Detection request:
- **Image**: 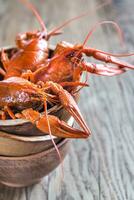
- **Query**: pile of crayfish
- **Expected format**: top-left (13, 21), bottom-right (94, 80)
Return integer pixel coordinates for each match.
top-left (0, 0), bottom-right (134, 139)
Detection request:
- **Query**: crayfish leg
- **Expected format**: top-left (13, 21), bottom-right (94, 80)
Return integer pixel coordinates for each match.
top-left (21, 108), bottom-right (40, 123)
top-left (1, 49), bottom-right (9, 72)
top-left (60, 81), bottom-right (89, 87)
top-left (0, 68), bottom-right (6, 76)
top-left (0, 110), bottom-right (6, 120)
top-left (21, 70), bottom-right (34, 81)
top-left (4, 106), bottom-right (16, 119)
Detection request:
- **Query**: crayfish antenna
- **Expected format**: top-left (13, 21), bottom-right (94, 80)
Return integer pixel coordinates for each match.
top-left (82, 20), bottom-right (124, 47)
top-left (80, 20), bottom-right (134, 70)
top-left (60, 81), bottom-right (89, 87)
top-left (47, 0), bottom-right (112, 39)
top-left (0, 68), bottom-right (6, 76)
top-left (43, 101), bottom-right (64, 180)
top-left (21, 106), bottom-right (64, 182)
top-left (73, 20), bottom-right (127, 63)
top-left (19, 0), bottom-right (47, 35)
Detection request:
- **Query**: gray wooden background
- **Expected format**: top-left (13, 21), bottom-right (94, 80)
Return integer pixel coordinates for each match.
top-left (0, 0), bottom-right (134, 199)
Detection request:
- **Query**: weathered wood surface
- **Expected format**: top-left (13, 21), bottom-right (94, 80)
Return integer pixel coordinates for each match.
top-left (0, 0), bottom-right (134, 199)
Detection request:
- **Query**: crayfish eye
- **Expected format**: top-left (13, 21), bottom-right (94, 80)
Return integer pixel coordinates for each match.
top-left (66, 51), bottom-right (75, 58)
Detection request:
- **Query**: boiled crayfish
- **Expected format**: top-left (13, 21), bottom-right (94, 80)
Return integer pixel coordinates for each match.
top-left (0, 0), bottom-right (112, 80)
top-left (20, 22), bottom-right (134, 86)
top-left (0, 0), bottom-right (96, 79)
top-left (0, 1), bottom-right (134, 139)
top-left (0, 77), bottom-right (90, 138)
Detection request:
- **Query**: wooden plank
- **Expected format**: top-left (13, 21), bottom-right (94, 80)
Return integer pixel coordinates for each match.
top-left (0, 0), bottom-right (134, 199)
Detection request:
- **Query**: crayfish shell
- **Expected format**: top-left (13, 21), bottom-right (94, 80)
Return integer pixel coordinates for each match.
top-left (0, 46), bottom-right (78, 136)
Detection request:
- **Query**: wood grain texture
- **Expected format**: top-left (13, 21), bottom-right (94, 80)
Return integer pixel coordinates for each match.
top-left (0, 0), bottom-right (134, 199)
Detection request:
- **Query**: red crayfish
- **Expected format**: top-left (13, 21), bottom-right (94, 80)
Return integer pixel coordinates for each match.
top-left (0, 0), bottom-right (111, 79)
top-left (0, 0), bottom-right (93, 79)
top-left (20, 21), bottom-right (134, 87)
top-left (0, 0), bottom-right (134, 140)
top-left (0, 77), bottom-right (90, 138)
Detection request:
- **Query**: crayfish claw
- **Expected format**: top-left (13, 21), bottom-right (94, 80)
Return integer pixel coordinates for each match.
top-left (21, 108), bottom-right (88, 138)
top-left (36, 114), bottom-right (89, 138)
top-left (46, 81), bottom-right (91, 136)
top-left (81, 62), bottom-right (126, 76)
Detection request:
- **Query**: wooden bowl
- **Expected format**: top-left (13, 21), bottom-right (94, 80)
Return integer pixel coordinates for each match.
top-left (0, 138), bottom-right (70, 187)
top-left (0, 130), bottom-right (61, 157)
top-left (0, 46), bottom-right (76, 136)
top-left (0, 117), bottom-right (73, 157)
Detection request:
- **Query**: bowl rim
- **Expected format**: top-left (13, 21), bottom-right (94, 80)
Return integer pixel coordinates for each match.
top-left (0, 138), bottom-right (69, 160)
top-left (0, 117), bottom-right (74, 142)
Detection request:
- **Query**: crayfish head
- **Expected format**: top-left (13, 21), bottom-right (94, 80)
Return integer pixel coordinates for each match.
top-left (54, 41), bottom-right (83, 63)
top-left (54, 41), bottom-right (73, 54)
top-left (66, 45), bottom-right (83, 65)
top-left (26, 30), bottom-right (47, 40)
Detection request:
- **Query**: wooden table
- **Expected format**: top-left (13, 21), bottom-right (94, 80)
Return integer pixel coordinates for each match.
top-left (0, 0), bottom-right (134, 199)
